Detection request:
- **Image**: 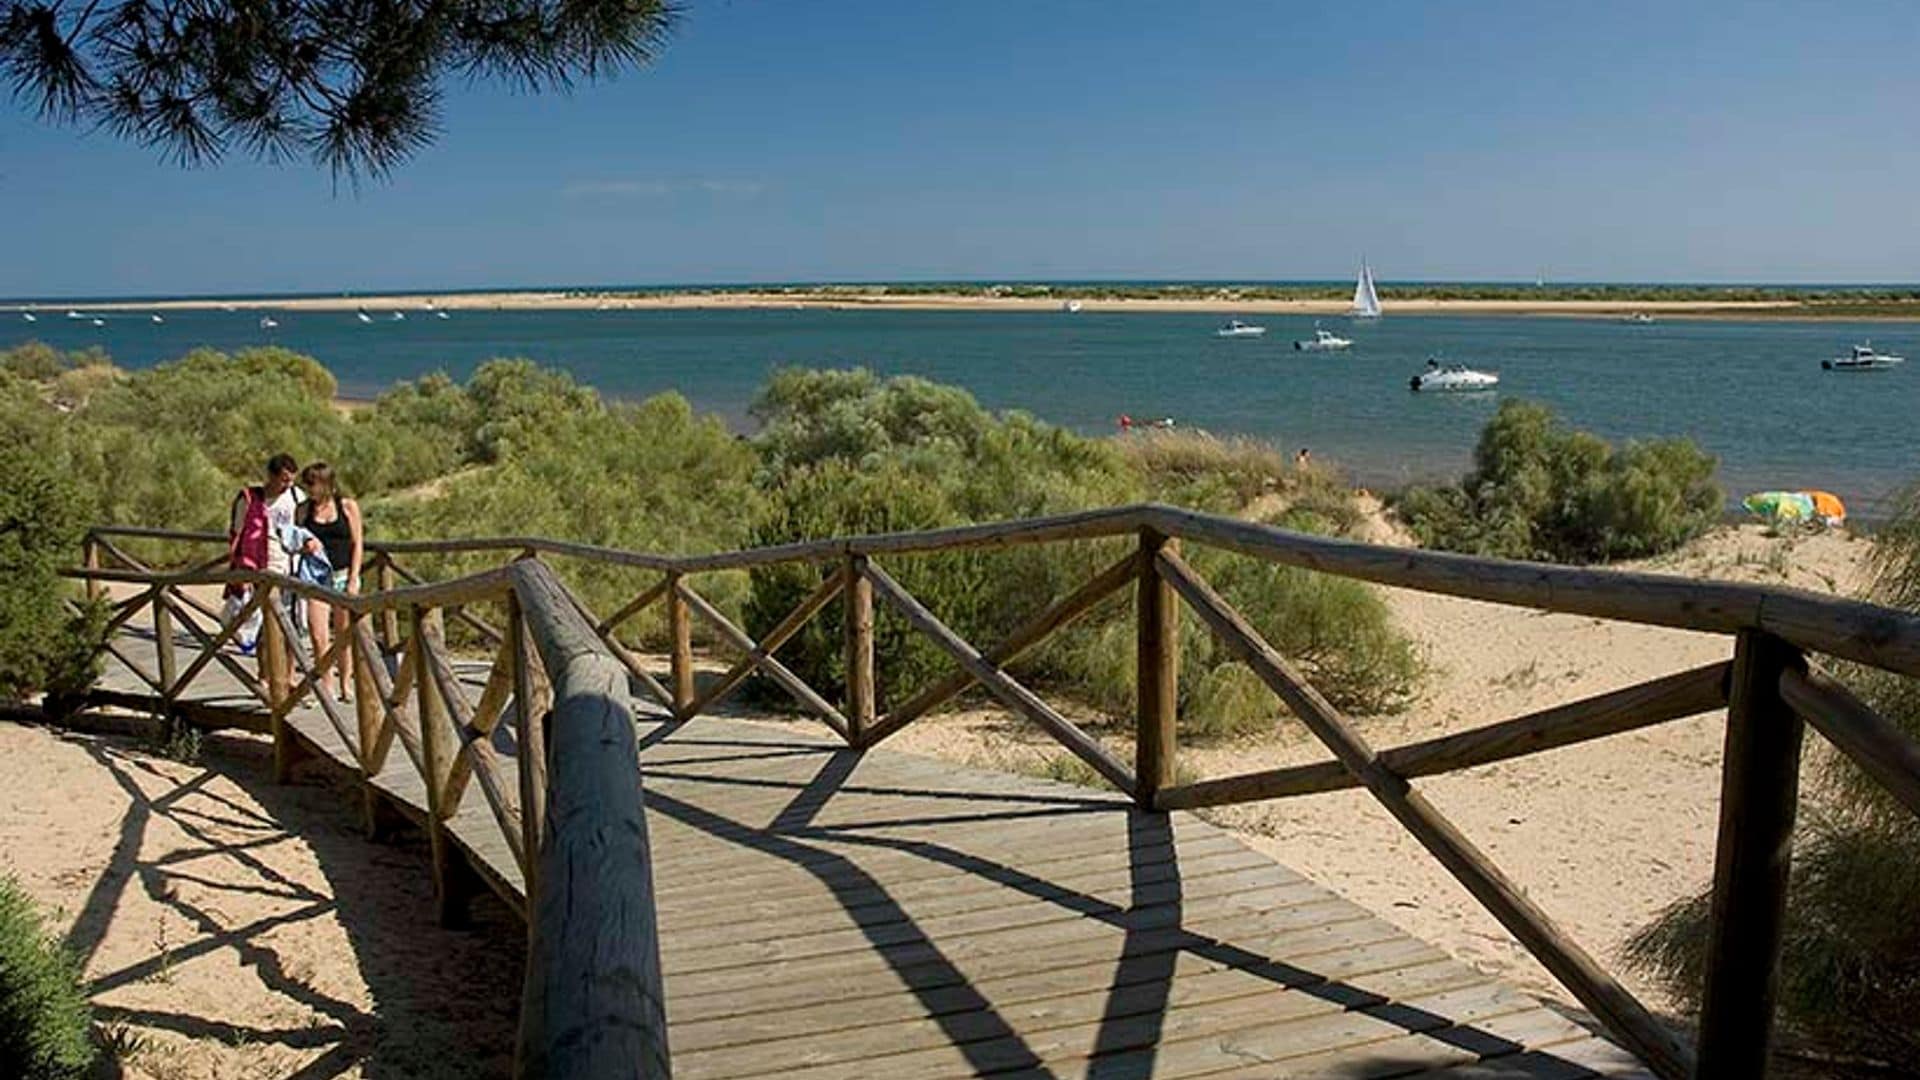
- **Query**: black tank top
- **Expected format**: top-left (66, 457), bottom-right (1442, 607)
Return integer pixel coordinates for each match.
top-left (300, 496), bottom-right (354, 573)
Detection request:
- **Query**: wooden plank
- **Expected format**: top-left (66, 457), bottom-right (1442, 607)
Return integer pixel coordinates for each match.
top-left (1154, 547), bottom-right (1689, 1079)
top-left (1159, 661), bottom-right (1732, 810)
top-left (566, 588), bottom-right (675, 708)
top-left (1696, 629), bottom-right (1804, 1077)
top-left (510, 597), bottom-right (551, 907)
top-left (670, 574), bottom-right (695, 712)
top-left (596, 576), bottom-right (669, 636)
top-left (863, 559), bottom-right (1136, 795)
top-left (1781, 664), bottom-right (1920, 821)
top-left (864, 550), bottom-right (1138, 748)
top-left (158, 591), bottom-right (269, 707)
top-left (158, 587), bottom-right (262, 702)
top-left (152, 592), bottom-right (177, 694)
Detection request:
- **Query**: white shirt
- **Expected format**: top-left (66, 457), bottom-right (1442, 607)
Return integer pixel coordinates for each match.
top-left (264, 487), bottom-right (301, 575)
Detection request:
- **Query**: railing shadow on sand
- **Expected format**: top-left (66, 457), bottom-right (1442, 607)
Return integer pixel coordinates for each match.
top-left (65, 501), bottom-right (1920, 1079)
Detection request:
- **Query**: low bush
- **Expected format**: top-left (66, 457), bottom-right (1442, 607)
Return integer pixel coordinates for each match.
top-left (0, 876), bottom-right (96, 1079)
top-left (1398, 400), bottom-right (1721, 564)
top-left (0, 436), bottom-right (104, 700)
top-left (1625, 482), bottom-right (1920, 1068)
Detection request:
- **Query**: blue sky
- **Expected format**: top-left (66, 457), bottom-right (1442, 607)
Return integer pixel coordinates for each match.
top-left (5, 1), bottom-right (1918, 296)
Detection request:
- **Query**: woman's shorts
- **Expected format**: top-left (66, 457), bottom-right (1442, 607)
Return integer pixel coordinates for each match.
top-left (331, 570), bottom-right (351, 592)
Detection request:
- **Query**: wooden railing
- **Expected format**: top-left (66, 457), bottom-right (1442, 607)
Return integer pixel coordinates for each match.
top-left (70, 502), bottom-right (1920, 1080)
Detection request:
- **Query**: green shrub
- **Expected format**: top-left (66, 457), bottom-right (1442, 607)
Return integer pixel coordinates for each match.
top-left (0, 876), bottom-right (96, 1079)
top-left (1399, 399), bottom-right (1721, 563)
top-left (0, 436), bottom-right (103, 699)
top-left (1625, 482), bottom-right (1920, 1067)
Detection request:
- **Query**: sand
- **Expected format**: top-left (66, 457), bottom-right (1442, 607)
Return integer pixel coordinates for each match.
top-left (58, 289), bottom-right (1810, 318)
top-left (0, 723), bottom-right (522, 1079)
top-left (4, 523), bottom-right (1874, 1069)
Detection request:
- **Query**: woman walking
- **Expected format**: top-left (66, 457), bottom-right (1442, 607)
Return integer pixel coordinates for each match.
top-left (297, 463), bottom-right (364, 702)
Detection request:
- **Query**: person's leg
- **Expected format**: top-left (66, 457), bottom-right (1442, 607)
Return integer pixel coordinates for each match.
top-left (308, 596), bottom-right (334, 699)
top-left (332, 602), bottom-right (352, 700)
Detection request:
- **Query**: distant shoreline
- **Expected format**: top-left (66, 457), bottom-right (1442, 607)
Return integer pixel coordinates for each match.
top-left (27, 288), bottom-right (1920, 320)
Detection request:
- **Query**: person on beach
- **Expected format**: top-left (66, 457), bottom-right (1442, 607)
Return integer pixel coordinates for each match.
top-left (296, 462), bottom-right (363, 703)
top-left (227, 453), bottom-right (304, 668)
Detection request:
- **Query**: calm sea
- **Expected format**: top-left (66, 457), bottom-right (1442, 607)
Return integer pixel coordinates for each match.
top-left (11, 308), bottom-right (1918, 518)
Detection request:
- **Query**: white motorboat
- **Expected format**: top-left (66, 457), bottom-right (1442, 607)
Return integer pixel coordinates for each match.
top-left (1349, 261), bottom-right (1382, 319)
top-left (356, 307), bottom-right (374, 323)
top-left (20, 311), bottom-right (35, 322)
top-left (1294, 325), bottom-right (1352, 352)
top-left (1621, 312), bottom-right (1655, 325)
top-left (89, 317), bottom-right (105, 327)
top-left (435, 309), bottom-right (450, 319)
top-left (1216, 320), bottom-right (1267, 338)
top-left (151, 314), bottom-right (165, 324)
top-left (390, 310), bottom-right (406, 321)
top-left (1410, 359), bottom-right (1499, 392)
top-left (66, 309), bottom-right (84, 319)
top-left (259, 315), bottom-right (279, 329)
top-left (1063, 300), bottom-right (1083, 313)
top-left (1823, 343), bottom-right (1905, 371)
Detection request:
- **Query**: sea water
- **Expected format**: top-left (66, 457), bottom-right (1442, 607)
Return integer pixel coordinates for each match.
top-left (11, 307), bottom-right (1917, 518)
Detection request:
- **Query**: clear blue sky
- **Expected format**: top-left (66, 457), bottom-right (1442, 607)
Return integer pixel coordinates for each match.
top-left (6, 1), bottom-right (1918, 297)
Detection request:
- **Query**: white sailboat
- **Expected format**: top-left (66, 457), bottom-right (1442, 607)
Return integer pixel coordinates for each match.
top-left (1349, 262), bottom-right (1382, 319)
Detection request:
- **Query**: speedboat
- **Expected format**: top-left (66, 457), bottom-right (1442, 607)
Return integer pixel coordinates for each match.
top-left (1294, 326), bottom-right (1352, 352)
top-left (259, 315), bottom-right (279, 329)
top-left (89, 317), bottom-right (105, 327)
top-left (390, 310), bottom-right (406, 321)
top-left (20, 311), bottom-right (34, 322)
top-left (150, 314), bottom-right (164, 324)
top-left (435, 309), bottom-right (450, 319)
top-left (1216, 320), bottom-right (1267, 338)
top-left (1063, 300), bottom-right (1083, 313)
top-left (1410, 359), bottom-right (1499, 392)
top-left (1621, 312), bottom-right (1655, 325)
top-left (356, 307), bottom-right (373, 323)
top-left (1823, 343), bottom-right (1905, 371)
top-left (66, 309), bottom-right (84, 319)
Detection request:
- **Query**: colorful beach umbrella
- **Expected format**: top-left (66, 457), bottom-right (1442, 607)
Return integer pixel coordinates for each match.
top-left (1807, 490), bottom-right (1847, 524)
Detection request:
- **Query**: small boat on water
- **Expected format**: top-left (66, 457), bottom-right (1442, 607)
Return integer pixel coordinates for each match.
top-left (66, 309), bottom-right (84, 320)
top-left (1410, 358), bottom-right (1499, 392)
top-left (1063, 300), bottom-right (1083, 314)
top-left (89, 317), bottom-right (105, 327)
top-left (1823, 343), bottom-right (1905, 371)
top-left (1349, 262), bottom-right (1382, 319)
top-left (390, 311), bottom-right (406, 321)
top-left (1621, 312), bottom-right (1655, 325)
top-left (435, 309), bottom-right (450, 320)
top-left (20, 311), bottom-right (35, 322)
top-left (1216, 320), bottom-right (1267, 338)
top-left (259, 315), bottom-right (279, 330)
top-left (150, 314), bottom-right (165, 324)
top-left (1294, 325), bottom-right (1352, 352)
top-left (356, 307), bottom-right (374, 323)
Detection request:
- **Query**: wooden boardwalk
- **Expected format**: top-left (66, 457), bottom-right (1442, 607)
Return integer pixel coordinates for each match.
top-left (94, 616), bottom-right (1653, 1078)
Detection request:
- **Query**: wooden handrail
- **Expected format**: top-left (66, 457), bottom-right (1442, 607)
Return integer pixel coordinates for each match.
top-left (510, 559), bottom-right (670, 1078)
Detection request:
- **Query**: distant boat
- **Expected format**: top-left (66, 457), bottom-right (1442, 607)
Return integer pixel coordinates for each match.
top-left (1216, 320), bottom-right (1267, 338)
top-left (150, 314), bottom-right (165, 324)
top-left (1294, 325), bottom-right (1352, 352)
top-left (1349, 262), bottom-right (1382, 319)
top-left (66, 310), bottom-right (84, 320)
top-left (435, 309), bottom-right (450, 320)
top-left (259, 315), bottom-right (279, 329)
top-left (356, 307), bottom-right (373, 323)
top-left (1621, 312), bottom-right (1655, 325)
top-left (1823, 343), bottom-right (1905, 372)
top-left (20, 311), bottom-right (34, 322)
top-left (390, 311), bottom-right (406, 321)
top-left (90, 317), bottom-right (105, 327)
top-left (1410, 358), bottom-right (1499, 392)
top-left (220, 304), bottom-right (238, 312)
top-left (1063, 300), bottom-right (1083, 314)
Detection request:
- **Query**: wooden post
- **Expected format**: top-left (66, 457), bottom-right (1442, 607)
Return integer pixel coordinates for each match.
top-left (845, 557), bottom-right (875, 745)
top-left (1697, 629), bottom-right (1806, 1076)
top-left (83, 536), bottom-right (101, 603)
top-left (261, 585), bottom-right (295, 783)
top-left (510, 592), bottom-right (551, 911)
top-left (1135, 531), bottom-right (1179, 806)
top-left (375, 555), bottom-right (400, 655)
top-left (668, 574), bottom-right (695, 716)
top-left (152, 590), bottom-right (177, 698)
top-left (414, 607), bottom-right (477, 927)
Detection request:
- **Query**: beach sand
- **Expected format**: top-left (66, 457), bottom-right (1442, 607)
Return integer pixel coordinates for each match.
top-left (3, 523), bottom-right (1873, 1070)
top-left (64, 289), bottom-right (1813, 318)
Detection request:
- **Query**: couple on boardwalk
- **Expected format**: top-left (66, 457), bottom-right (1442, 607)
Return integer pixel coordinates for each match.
top-left (226, 453), bottom-right (364, 702)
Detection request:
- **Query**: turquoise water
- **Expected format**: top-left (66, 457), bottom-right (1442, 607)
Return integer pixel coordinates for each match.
top-left (11, 308), bottom-right (1918, 517)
